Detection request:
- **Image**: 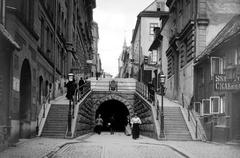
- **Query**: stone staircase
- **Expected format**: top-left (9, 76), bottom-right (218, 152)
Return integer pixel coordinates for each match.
top-left (164, 107), bottom-right (192, 140)
top-left (41, 104), bottom-right (68, 138)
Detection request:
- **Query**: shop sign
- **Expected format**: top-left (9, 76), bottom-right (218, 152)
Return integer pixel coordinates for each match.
top-left (214, 74), bottom-right (240, 91)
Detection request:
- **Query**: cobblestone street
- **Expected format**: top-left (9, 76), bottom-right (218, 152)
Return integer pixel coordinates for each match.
top-left (1, 132), bottom-right (240, 158)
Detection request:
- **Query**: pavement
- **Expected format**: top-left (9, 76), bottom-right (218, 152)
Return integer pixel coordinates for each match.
top-left (1, 132), bottom-right (240, 158)
top-left (1, 95), bottom-right (239, 158)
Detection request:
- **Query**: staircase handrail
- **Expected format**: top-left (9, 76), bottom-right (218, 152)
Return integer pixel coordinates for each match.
top-left (66, 81), bottom-right (91, 137)
top-left (136, 81), bottom-right (148, 101)
top-left (72, 81), bottom-right (91, 118)
top-left (180, 94), bottom-right (207, 141)
top-left (37, 92), bottom-right (51, 136)
top-left (189, 109), bottom-right (207, 141)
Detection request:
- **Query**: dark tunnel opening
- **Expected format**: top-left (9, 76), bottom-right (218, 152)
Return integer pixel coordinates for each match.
top-left (96, 100), bottom-right (129, 132)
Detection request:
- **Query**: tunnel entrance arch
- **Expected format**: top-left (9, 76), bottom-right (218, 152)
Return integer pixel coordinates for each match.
top-left (94, 94), bottom-right (134, 132)
top-left (96, 100), bottom-right (129, 132)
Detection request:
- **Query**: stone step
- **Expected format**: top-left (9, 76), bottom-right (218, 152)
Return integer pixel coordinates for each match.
top-left (42, 130), bottom-right (66, 134)
top-left (162, 106), bottom-right (192, 141)
top-left (165, 130), bottom-right (190, 133)
top-left (41, 133), bottom-right (65, 138)
top-left (45, 118), bottom-right (68, 120)
top-left (43, 125), bottom-right (67, 128)
top-left (41, 103), bottom-right (69, 138)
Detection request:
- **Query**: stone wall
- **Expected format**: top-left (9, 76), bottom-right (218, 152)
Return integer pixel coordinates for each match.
top-left (134, 93), bottom-right (157, 139)
top-left (75, 90), bottom-right (157, 139)
top-left (75, 98), bottom-right (95, 136)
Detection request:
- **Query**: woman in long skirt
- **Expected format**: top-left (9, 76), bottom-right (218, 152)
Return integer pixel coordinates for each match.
top-left (125, 115), bottom-right (131, 136)
top-left (131, 113), bottom-right (142, 139)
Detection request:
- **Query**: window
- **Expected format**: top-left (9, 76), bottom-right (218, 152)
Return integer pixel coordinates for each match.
top-left (220, 96), bottom-right (225, 113)
top-left (180, 43), bottom-right (187, 68)
top-left (201, 96), bottom-right (225, 116)
top-left (211, 57), bottom-right (223, 78)
top-left (202, 99), bottom-right (210, 115)
top-left (0, 0), bottom-right (5, 25)
top-left (40, 18), bottom-right (45, 50)
top-left (149, 51), bottom-right (157, 64)
top-left (149, 23), bottom-right (158, 35)
top-left (194, 102), bottom-right (201, 115)
top-left (225, 49), bottom-right (235, 67)
top-left (237, 47), bottom-right (240, 65)
top-left (210, 96), bottom-right (220, 114)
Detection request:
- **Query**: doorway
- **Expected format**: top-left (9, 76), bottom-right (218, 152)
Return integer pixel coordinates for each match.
top-left (96, 100), bottom-right (129, 132)
top-left (232, 91), bottom-right (240, 140)
top-left (19, 59), bottom-right (32, 138)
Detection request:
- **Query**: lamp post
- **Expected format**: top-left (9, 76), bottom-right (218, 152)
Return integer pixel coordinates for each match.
top-left (159, 72), bottom-right (166, 138)
top-left (67, 73), bottom-right (74, 136)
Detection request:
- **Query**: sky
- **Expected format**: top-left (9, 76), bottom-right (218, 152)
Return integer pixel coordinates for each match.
top-left (93, 0), bottom-right (154, 77)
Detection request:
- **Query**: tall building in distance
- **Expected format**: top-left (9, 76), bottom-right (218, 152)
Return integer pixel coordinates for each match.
top-left (118, 38), bottom-right (131, 78)
top-left (91, 21), bottom-right (102, 79)
top-left (130, 0), bottom-right (168, 84)
top-left (0, 0), bottom-right (96, 149)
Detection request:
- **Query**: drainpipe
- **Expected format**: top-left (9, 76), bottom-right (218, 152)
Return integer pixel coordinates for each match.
top-left (53, 0), bottom-right (58, 99)
top-left (193, 0), bottom-right (198, 100)
top-left (139, 19), bottom-right (142, 82)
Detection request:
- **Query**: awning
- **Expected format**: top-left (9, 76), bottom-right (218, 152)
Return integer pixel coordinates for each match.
top-left (149, 34), bottom-right (163, 51)
top-left (0, 24), bottom-right (20, 50)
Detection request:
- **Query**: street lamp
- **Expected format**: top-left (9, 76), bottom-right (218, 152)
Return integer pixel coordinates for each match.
top-left (67, 73), bottom-right (74, 136)
top-left (159, 72), bottom-right (166, 138)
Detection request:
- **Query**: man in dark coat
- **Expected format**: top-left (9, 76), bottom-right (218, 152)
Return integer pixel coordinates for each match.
top-left (78, 77), bottom-right (85, 95)
top-left (65, 78), bottom-right (77, 101)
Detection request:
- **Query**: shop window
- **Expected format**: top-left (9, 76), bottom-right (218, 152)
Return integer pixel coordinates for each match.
top-left (210, 96), bottom-right (220, 114)
top-left (202, 99), bottom-right (210, 115)
top-left (211, 57), bottom-right (223, 78)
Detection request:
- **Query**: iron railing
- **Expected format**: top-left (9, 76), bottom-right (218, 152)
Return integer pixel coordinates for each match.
top-left (136, 81), bottom-right (155, 103)
top-left (66, 81), bottom-right (91, 136)
top-left (37, 92), bottom-right (51, 135)
top-left (181, 93), bottom-right (207, 141)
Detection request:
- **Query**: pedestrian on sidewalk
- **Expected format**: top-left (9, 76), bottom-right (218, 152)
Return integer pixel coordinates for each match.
top-left (131, 113), bottom-right (142, 139)
top-left (95, 114), bottom-right (103, 135)
top-left (125, 115), bottom-right (132, 136)
top-left (109, 115), bottom-right (115, 135)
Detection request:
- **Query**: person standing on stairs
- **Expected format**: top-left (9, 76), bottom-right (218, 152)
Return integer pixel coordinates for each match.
top-left (65, 74), bottom-right (77, 103)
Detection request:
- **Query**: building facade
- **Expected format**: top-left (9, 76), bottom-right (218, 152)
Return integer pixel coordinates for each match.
top-left (130, 0), bottom-right (168, 84)
top-left (0, 0), bottom-right (95, 150)
top-left (194, 15), bottom-right (240, 142)
top-left (165, 0), bottom-right (240, 105)
top-left (91, 21), bottom-right (100, 78)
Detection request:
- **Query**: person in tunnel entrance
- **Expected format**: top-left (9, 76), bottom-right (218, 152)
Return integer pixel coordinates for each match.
top-left (96, 100), bottom-right (129, 132)
top-left (95, 114), bottom-right (103, 135)
top-left (125, 115), bottom-right (132, 136)
top-left (109, 115), bottom-right (115, 135)
top-left (131, 113), bottom-right (142, 139)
